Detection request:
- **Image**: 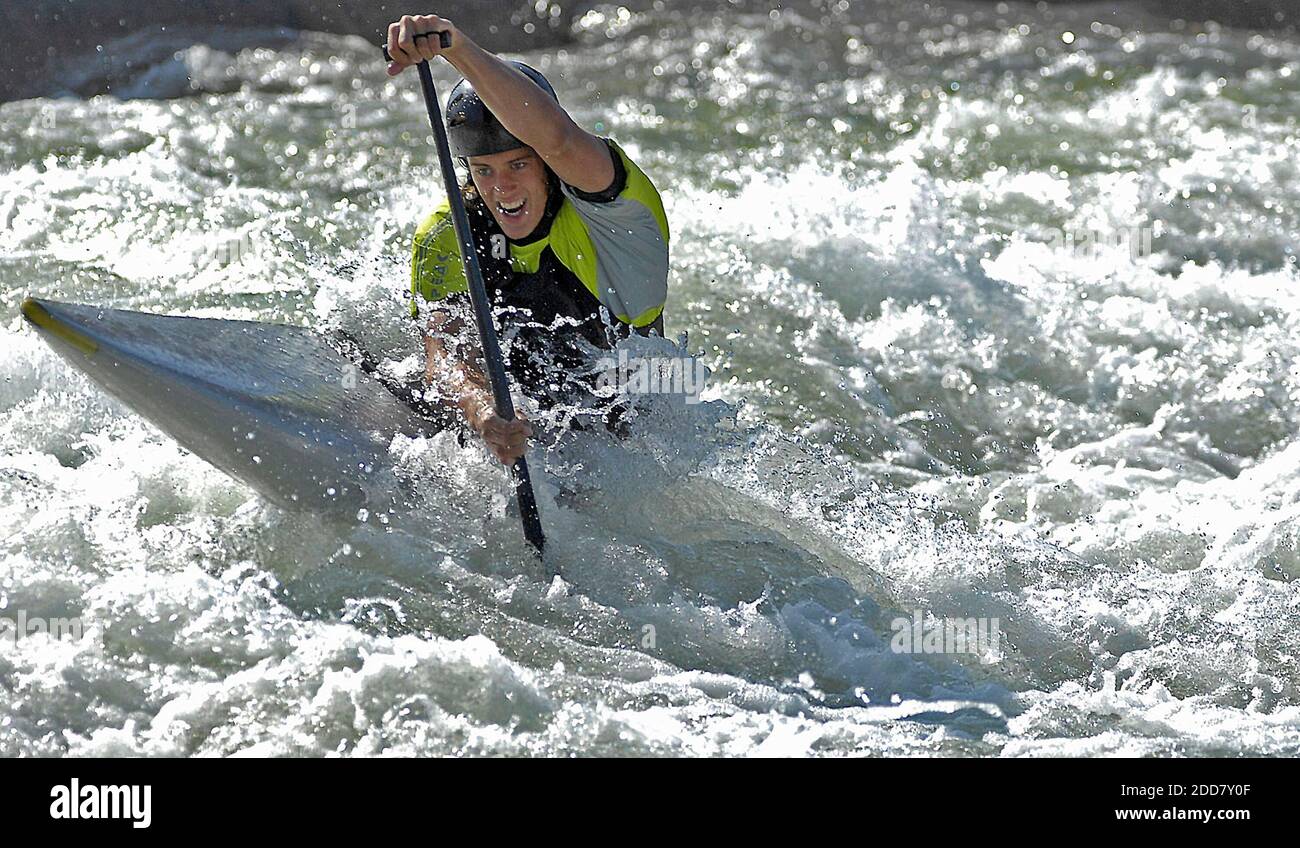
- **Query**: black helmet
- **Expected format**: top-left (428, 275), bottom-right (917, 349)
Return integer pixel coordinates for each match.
top-left (445, 62), bottom-right (559, 158)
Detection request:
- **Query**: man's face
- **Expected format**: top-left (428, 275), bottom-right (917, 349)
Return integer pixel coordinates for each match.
top-left (468, 147), bottom-right (550, 240)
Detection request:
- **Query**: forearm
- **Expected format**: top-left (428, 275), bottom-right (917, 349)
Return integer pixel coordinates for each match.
top-left (421, 318), bottom-right (533, 464)
top-left (386, 14), bottom-right (612, 191)
top-left (422, 325), bottom-right (492, 426)
top-left (444, 39), bottom-right (572, 156)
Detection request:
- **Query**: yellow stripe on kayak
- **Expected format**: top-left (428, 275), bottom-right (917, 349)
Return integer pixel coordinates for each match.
top-left (20, 298), bottom-right (99, 356)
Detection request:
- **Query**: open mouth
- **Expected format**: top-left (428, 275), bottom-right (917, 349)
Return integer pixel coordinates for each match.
top-left (496, 198), bottom-right (527, 219)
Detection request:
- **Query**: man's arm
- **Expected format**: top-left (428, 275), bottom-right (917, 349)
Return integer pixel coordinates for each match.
top-left (385, 13), bottom-right (615, 194)
top-left (422, 308), bottom-right (531, 465)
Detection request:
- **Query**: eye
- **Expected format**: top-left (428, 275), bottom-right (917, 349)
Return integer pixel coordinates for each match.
top-left (511, 160), bottom-right (529, 170)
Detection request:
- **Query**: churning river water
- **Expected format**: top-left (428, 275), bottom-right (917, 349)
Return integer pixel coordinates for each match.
top-left (2, 0), bottom-right (1299, 755)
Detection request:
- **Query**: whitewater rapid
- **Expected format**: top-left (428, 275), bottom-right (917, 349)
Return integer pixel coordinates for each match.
top-left (2, 1), bottom-right (1299, 755)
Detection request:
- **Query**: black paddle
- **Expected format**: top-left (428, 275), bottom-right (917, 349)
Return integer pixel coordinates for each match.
top-left (384, 32), bottom-right (547, 556)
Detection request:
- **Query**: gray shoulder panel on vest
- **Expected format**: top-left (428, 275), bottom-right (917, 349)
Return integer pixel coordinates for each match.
top-left (560, 184), bottom-right (668, 321)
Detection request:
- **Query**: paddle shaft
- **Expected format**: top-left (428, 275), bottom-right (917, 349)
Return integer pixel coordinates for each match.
top-left (389, 34), bottom-right (546, 554)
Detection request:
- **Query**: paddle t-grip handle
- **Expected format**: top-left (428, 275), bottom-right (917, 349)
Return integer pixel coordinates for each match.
top-left (381, 30), bottom-right (452, 63)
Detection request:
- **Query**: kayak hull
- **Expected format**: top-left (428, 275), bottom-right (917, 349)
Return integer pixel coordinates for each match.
top-left (21, 298), bottom-right (433, 513)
